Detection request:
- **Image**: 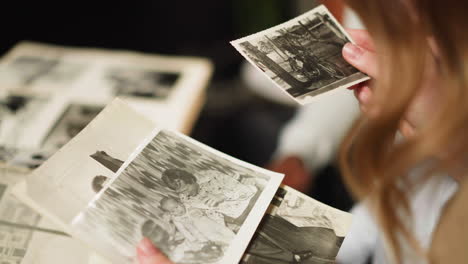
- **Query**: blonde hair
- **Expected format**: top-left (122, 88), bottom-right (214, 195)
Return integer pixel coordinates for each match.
top-left (339, 0), bottom-right (468, 262)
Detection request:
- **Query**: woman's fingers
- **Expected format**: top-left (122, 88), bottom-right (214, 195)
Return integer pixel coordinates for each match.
top-left (343, 43), bottom-right (378, 78)
top-left (355, 84), bottom-right (372, 105)
top-left (349, 82), bottom-right (372, 104)
top-left (351, 82), bottom-right (378, 116)
top-left (346, 29), bottom-right (376, 51)
top-left (137, 238), bottom-right (173, 264)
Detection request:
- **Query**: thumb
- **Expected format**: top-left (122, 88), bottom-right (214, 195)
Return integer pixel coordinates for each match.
top-left (137, 238), bottom-right (173, 264)
top-left (342, 42), bottom-right (378, 78)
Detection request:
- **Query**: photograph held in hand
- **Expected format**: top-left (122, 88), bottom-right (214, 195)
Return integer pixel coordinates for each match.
top-left (72, 129), bottom-right (283, 264)
top-left (231, 5), bottom-right (369, 105)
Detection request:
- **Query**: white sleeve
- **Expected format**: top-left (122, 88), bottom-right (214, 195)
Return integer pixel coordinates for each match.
top-left (274, 88), bottom-right (360, 171)
top-left (336, 203), bottom-right (378, 264)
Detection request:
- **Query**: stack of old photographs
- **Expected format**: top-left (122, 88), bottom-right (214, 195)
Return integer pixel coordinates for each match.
top-left (0, 41), bottom-right (213, 172)
top-left (0, 167), bottom-right (103, 264)
top-left (11, 99), bottom-right (352, 264)
top-left (0, 42), bottom-right (212, 264)
top-left (3, 5), bottom-right (357, 264)
top-left (231, 5), bottom-right (369, 105)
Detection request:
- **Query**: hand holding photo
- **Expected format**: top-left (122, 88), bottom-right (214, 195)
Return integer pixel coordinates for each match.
top-left (231, 5), bottom-right (369, 105)
top-left (11, 99), bottom-right (283, 264)
top-left (71, 128), bottom-right (283, 264)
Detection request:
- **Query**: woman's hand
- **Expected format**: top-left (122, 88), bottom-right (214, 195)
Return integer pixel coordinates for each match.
top-left (342, 29), bottom-right (441, 138)
top-left (342, 29), bottom-right (378, 115)
top-left (137, 238), bottom-right (174, 264)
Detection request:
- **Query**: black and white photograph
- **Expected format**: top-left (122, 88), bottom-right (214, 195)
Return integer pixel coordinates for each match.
top-left (15, 100), bottom-right (163, 227)
top-left (0, 55), bottom-right (86, 89)
top-left (72, 129), bottom-right (283, 264)
top-left (0, 172), bottom-right (98, 264)
top-left (0, 94), bottom-right (50, 148)
top-left (0, 146), bottom-right (54, 170)
top-left (231, 5), bottom-right (369, 104)
top-left (0, 42), bottom-right (213, 134)
top-left (105, 68), bottom-right (180, 99)
top-left (41, 104), bottom-right (103, 150)
top-left (241, 186), bottom-right (352, 264)
top-left (0, 182), bottom-right (41, 264)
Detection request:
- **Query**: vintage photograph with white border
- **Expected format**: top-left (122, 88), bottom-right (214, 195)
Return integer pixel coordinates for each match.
top-left (231, 5), bottom-right (369, 105)
top-left (71, 128), bottom-right (283, 264)
top-left (11, 99), bottom-right (282, 264)
top-left (13, 100), bottom-right (159, 226)
top-left (241, 185), bottom-right (353, 264)
top-left (0, 168), bottom-right (102, 264)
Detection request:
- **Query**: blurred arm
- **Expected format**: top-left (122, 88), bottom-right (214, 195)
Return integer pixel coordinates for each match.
top-left (274, 88), bottom-right (360, 172)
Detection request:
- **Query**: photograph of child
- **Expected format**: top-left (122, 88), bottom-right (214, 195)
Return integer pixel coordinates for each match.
top-left (72, 129), bottom-right (282, 264)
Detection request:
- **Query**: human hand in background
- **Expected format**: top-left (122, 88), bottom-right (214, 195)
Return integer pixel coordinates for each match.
top-left (137, 238), bottom-right (174, 264)
top-left (267, 155), bottom-right (312, 193)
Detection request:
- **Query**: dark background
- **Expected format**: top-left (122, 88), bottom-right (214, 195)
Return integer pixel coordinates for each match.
top-left (0, 1), bottom-right (298, 80)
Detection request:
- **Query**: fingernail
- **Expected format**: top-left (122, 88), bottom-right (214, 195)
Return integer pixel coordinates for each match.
top-left (343, 43), bottom-right (364, 61)
top-left (138, 238), bottom-right (158, 257)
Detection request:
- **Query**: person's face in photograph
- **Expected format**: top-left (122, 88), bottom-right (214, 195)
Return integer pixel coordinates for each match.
top-left (141, 220), bottom-right (170, 245)
top-left (173, 178), bottom-right (199, 197)
top-left (161, 198), bottom-right (187, 216)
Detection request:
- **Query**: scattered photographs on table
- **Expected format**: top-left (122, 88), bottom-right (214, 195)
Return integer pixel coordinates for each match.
top-left (73, 130), bottom-right (278, 264)
top-left (0, 173), bottom-right (93, 264)
top-left (0, 55), bottom-right (86, 87)
top-left (0, 94), bottom-right (49, 147)
top-left (231, 5), bottom-right (369, 104)
top-left (0, 94), bottom-right (47, 127)
top-left (19, 100), bottom-right (164, 226)
top-left (241, 186), bottom-right (352, 264)
top-left (105, 68), bottom-right (180, 99)
top-left (0, 182), bottom-right (42, 263)
top-left (0, 146), bottom-right (53, 170)
top-left (41, 104), bottom-right (103, 150)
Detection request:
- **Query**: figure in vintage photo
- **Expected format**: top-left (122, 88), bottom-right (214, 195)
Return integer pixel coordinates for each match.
top-left (72, 130), bottom-right (280, 264)
top-left (232, 5), bottom-right (368, 102)
top-left (242, 215), bottom-right (343, 264)
top-left (106, 68), bottom-right (179, 99)
top-left (241, 187), bottom-right (350, 264)
top-left (160, 197), bottom-right (235, 244)
top-left (161, 168), bottom-right (261, 230)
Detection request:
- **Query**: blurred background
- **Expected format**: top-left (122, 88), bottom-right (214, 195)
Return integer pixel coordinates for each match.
top-left (0, 0), bottom-right (356, 210)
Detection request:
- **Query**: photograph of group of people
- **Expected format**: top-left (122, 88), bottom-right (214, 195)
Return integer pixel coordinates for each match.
top-left (74, 130), bottom-right (280, 264)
